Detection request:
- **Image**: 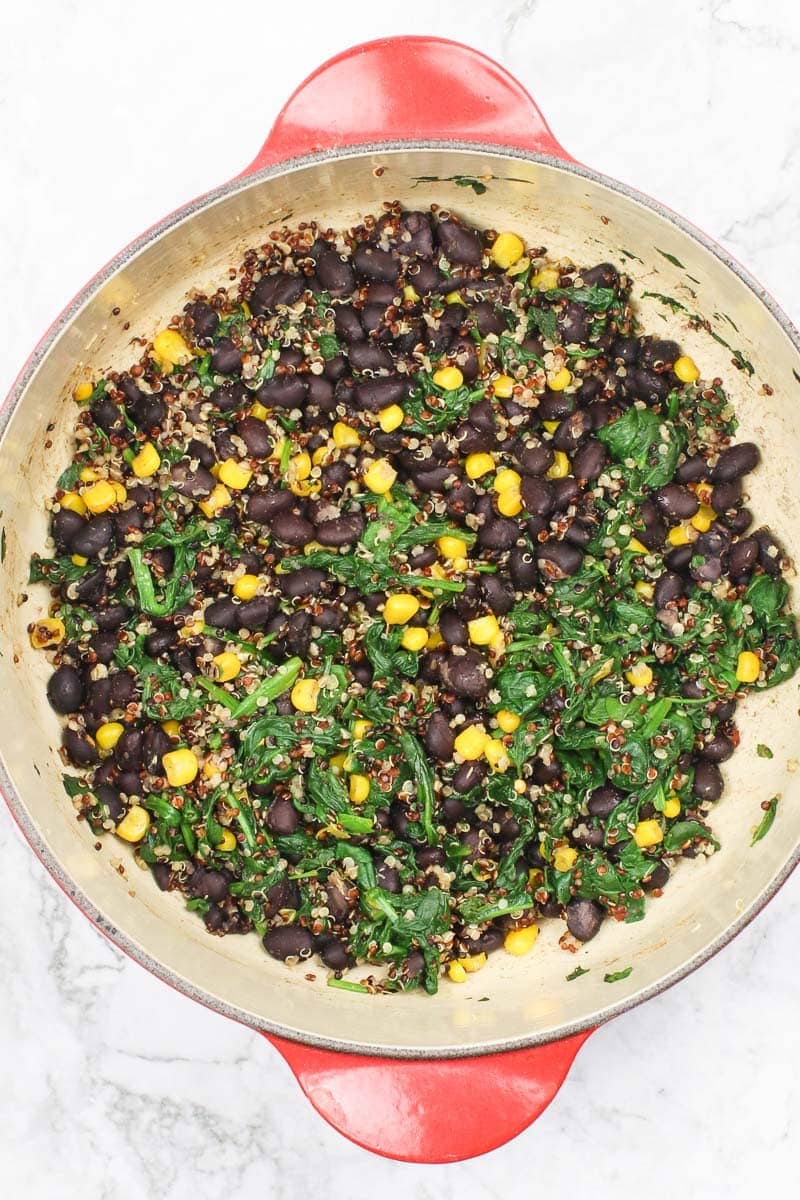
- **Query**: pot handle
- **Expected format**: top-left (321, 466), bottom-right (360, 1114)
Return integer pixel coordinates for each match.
top-left (264, 1028), bottom-right (593, 1162)
top-left (242, 36), bottom-right (574, 176)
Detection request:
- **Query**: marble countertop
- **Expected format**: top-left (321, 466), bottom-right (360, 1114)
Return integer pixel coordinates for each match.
top-left (1, 0), bottom-right (798, 1195)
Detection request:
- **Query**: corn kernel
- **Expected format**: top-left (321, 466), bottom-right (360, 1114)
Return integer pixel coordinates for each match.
top-left (493, 468), bottom-right (522, 494)
top-left (383, 593), bottom-right (420, 624)
top-left (696, 481), bottom-right (713, 505)
top-left (79, 467), bottom-right (99, 483)
top-left (553, 846), bottom-right (578, 872)
top-left (312, 444), bottom-right (332, 467)
top-left (445, 290), bottom-right (467, 306)
top-left (332, 421), bottom-right (361, 449)
top-left (249, 401), bottom-right (269, 421)
top-left (465, 452), bottom-right (495, 480)
top-left (218, 459), bottom-right (252, 491)
top-left (634, 581), bottom-right (655, 600)
top-left (491, 231), bottom-right (525, 269)
top-left (270, 438), bottom-right (287, 462)
top-left (427, 629), bottom-right (445, 650)
top-left (663, 796), bottom-right (681, 819)
top-left (352, 719), bottom-right (372, 741)
top-left (60, 491), bottom-right (87, 515)
top-left (212, 651), bottom-right (241, 682)
top-left (199, 483), bottom-right (231, 517)
top-left (233, 574), bottom-right (260, 601)
top-left (627, 538), bottom-right (650, 554)
top-left (115, 804), bottom-right (151, 843)
top-left (497, 489), bottom-right (522, 517)
top-left (349, 774), bottom-right (370, 805)
top-left (468, 614), bottom-right (500, 645)
top-left (163, 748), bottom-right (199, 787)
top-left (546, 450), bottom-right (570, 480)
top-left (674, 355), bottom-right (700, 384)
top-left (460, 952), bottom-right (487, 974)
top-left (454, 724), bottom-right (489, 761)
top-left (548, 367), bottom-right (572, 392)
top-left (691, 504), bottom-right (716, 533)
top-left (95, 722), bottom-right (125, 752)
top-left (452, 556), bottom-right (469, 573)
top-left (633, 819), bottom-right (664, 848)
top-left (403, 284), bottom-right (420, 303)
top-left (29, 617), bottom-right (65, 649)
top-left (152, 328), bottom-right (193, 370)
top-left (82, 479), bottom-right (118, 514)
top-left (667, 523), bottom-right (696, 547)
top-left (496, 709), bottom-right (520, 733)
top-left (291, 678), bottom-right (320, 713)
top-left (437, 535), bottom-right (468, 560)
top-left (131, 441), bottom-right (161, 479)
top-left (433, 365), bottom-right (464, 391)
top-left (492, 374), bottom-right (515, 399)
top-left (532, 267), bottom-right (560, 291)
top-left (626, 661), bottom-right (654, 688)
top-left (504, 925), bottom-right (539, 956)
top-left (736, 650), bottom-right (760, 683)
top-left (71, 555), bottom-right (88, 567)
top-left (448, 961), bottom-right (468, 983)
top-left (377, 405), bottom-right (404, 433)
top-left (161, 720), bottom-right (180, 738)
top-left (401, 626), bottom-right (429, 652)
top-left (203, 758), bottom-right (221, 781)
top-left (542, 419), bottom-right (560, 434)
top-left (111, 482), bottom-right (128, 504)
top-left (329, 752), bottom-right (348, 773)
top-left (484, 737), bottom-right (510, 772)
top-left (217, 828), bottom-right (237, 852)
top-left (590, 658), bottom-right (613, 685)
top-left (73, 381), bottom-right (94, 403)
top-left (362, 458), bottom-right (397, 494)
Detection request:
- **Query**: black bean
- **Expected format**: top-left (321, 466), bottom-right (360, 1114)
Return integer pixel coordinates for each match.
top-left (654, 483), bottom-right (699, 519)
top-left (246, 490), bottom-right (294, 524)
top-left (452, 760), bottom-right (487, 793)
top-left (481, 574), bottom-right (515, 616)
top-left (664, 544), bottom-right (692, 572)
top-left (63, 727), bottom-right (98, 766)
top-left (638, 500), bottom-right (666, 550)
top-left (113, 728), bottom-right (143, 772)
top-left (71, 515), bottom-right (115, 559)
top-left (478, 518), bottom-right (519, 551)
top-left (210, 337), bottom-right (242, 375)
top-left (550, 477), bottom-right (581, 511)
top-left (315, 249), bottom-right (356, 297)
top-left (47, 666), bottom-right (84, 714)
top-left (690, 556), bottom-right (722, 584)
top-left (376, 862), bottom-right (401, 893)
top-left (353, 244), bottom-right (399, 283)
top-left (270, 510), bottom-right (315, 546)
top-left (653, 571), bottom-right (685, 608)
top-left (700, 733), bottom-right (734, 763)
top-left (440, 649), bottom-right (490, 699)
top-left (712, 442), bottom-right (760, 482)
top-left (509, 546), bottom-right (538, 590)
top-left (537, 391), bottom-right (574, 421)
top-left (94, 604), bottom-right (131, 631)
top-left (237, 596), bottom-right (279, 629)
top-left (315, 605), bottom-right (345, 632)
top-left (727, 536), bottom-right (759, 581)
top-left (582, 262), bottom-right (620, 290)
top-left (558, 302), bottom-right (591, 344)
top-left (190, 867), bottom-right (229, 902)
top-left (753, 527), bottom-right (782, 575)
top-left (571, 439), bottom-right (606, 482)
top-left (143, 726), bottom-right (171, 773)
top-left (515, 443), bottom-right (555, 476)
top-left (232, 417), bottom-right (270, 459)
top-left (170, 461), bottom-right (215, 499)
top-left (347, 341), bottom-right (394, 373)
top-left (255, 376), bottom-right (307, 410)
top-left (692, 760), bottom-right (723, 802)
top-left (279, 568), bottom-right (328, 598)
top-left (439, 608), bottom-right (468, 646)
top-left (352, 376), bottom-right (409, 412)
top-left (316, 511), bottom-right (365, 547)
top-left (425, 712), bottom-right (455, 761)
top-left (642, 862), bottom-right (670, 892)
top-left (417, 846), bottom-right (445, 870)
top-left (306, 375), bottom-right (335, 412)
top-left (681, 678), bottom-right (706, 700)
top-left (204, 597), bottom-right (241, 629)
top-left (435, 218), bottom-right (483, 266)
top-left (89, 630), bottom-right (118, 664)
top-left (565, 898), bottom-right (604, 942)
top-left (410, 260), bottom-right (445, 294)
top-left (629, 367), bottom-right (671, 405)
top-left (537, 541), bottom-right (583, 580)
top-left (185, 300), bottom-right (219, 339)
top-left (91, 396), bottom-right (126, 437)
top-left (108, 672), bottom-right (136, 709)
top-left (211, 381), bottom-right (248, 412)
top-left (553, 410), bottom-right (592, 453)
top-left (318, 935), bottom-right (351, 970)
top-left (519, 478), bottom-right (555, 523)
top-left (638, 338), bottom-right (679, 370)
top-left (52, 508), bottom-right (86, 552)
top-left (96, 783), bottom-right (125, 822)
top-left (471, 301), bottom-right (505, 337)
top-left (710, 479), bottom-right (742, 513)
top-left (411, 465), bottom-right (452, 493)
top-left (250, 272), bottom-right (305, 314)
top-left (612, 336), bottom-right (639, 364)
top-left (266, 796), bottom-right (299, 836)
top-left (145, 627), bottom-right (178, 657)
top-left (69, 566), bottom-right (106, 606)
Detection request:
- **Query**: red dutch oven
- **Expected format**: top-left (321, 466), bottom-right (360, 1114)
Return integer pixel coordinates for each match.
top-left (2, 37), bottom-right (799, 1164)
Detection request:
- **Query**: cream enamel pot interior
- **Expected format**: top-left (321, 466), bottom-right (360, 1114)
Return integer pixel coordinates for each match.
top-left (2, 38), bottom-right (799, 1162)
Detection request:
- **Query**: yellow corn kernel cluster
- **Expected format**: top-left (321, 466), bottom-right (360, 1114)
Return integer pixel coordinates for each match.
top-left (495, 709), bottom-right (520, 733)
top-left (249, 401), bottom-right (269, 421)
top-left (532, 267), bottom-right (560, 291)
top-left (115, 804), bottom-right (151, 843)
top-left (152, 328), bottom-right (193, 370)
top-left (199, 483), bottom-right (231, 518)
top-left (663, 796), bottom-right (681, 819)
top-left (547, 367), bottom-right (572, 392)
top-left (492, 374), bottom-right (515, 399)
top-left (95, 722), bottom-right (125, 752)
top-left (433, 365), bottom-right (463, 391)
top-left (453, 724), bottom-right (489, 761)
top-left (233, 574), bottom-right (260, 601)
top-left (403, 284), bottom-right (419, 303)
top-left (634, 580), bottom-right (655, 601)
top-left (163, 747), bottom-right (199, 787)
top-left (73, 381), bottom-right (94, 403)
top-left (493, 466), bottom-right (522, 516)
top-left (60, 491), bottom-right (87, 515)
top-left (362, 457), bottom-right (397, 494)
top-left (633, 819), bottom-right (663, 848)
top-left (217, 828), bottom-right (237, 852)
top-left (691, 504), bottom-right (716, 533)
top-left (291, 677), bottom-right (320, 713)
top-left (503, 925), bottom-right (539, 956)
top-left (467, 614), bottom-right (500, 646)
top-left (484, 738), bottom-right (510, 773)
top-left (161, 719), bottom-right (180, 738)
top-left (82, 480), bottom-right (117, 514)
top-left (448, 961), bottom-right (468, 983)
top-left (219, 459), bottom-right (252, 490)
top-left (437, 535), bottom-right (468, 560)
top-left (29, 617), bottom-right (66, 649)
top-left (553, 846), bottom-right (578, 872)
top-left (546, 450), bottom-right (570, 480)
top-left (212, 651), bottom-right (241, 682)
top-left (625, 661), bottom-right (654, 688)
top-left (352, 719), bottom-right (372, 740)
top-left (667, 523), bottom-right (696, 547)
top-left (384, 593), bottom-right (420, 625)
top-left (131, 442), bottom-right (161, 479)
top-left (491, 232), bottom-right (525, 270)
top-left (401, 626), bottom-right (428, 652)
top-left (377, 405), bottom-right (404, 433)
top-left (736, 650), bottom-right (760, 683)
top-left (349, 774), bottom-right (370, 804)
top-left (673, 355), bottom-right (700, 384)
top-left (465, 452), bottom-right (495, 480)
top-left (333, 421), bottom-right (360, 449)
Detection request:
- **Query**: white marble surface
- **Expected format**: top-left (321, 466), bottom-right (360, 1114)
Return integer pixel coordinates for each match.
top-left (1, 0), bottom-right (799, 1194)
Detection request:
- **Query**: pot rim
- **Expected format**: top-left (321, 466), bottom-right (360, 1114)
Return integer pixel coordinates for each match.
top-left (3, 138), bottom-right (799, 1059)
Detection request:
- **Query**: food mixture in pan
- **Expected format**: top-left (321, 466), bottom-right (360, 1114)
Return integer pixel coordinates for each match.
top-left (29, 205), bottom-right (800, 993)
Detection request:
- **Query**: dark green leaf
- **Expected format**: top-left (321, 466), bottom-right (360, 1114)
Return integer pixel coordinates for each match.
top-left (751, 797), bottom-right (779, 846)
top-left (604, 966), bottom-right (633, 983)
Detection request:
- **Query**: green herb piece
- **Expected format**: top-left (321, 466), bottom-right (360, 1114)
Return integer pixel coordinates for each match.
top-left (229, 658), bottom-right (303, 720)
top-left (732, 349), bottom-right (754, 376)
top-left (327, 978), bottom-right (370, 993)
top-left (756, 744), bottom-right (774, 759)
top-left (566, 966), bottom-right (590, 981)
top-left (403, 373), bottom-right (485, 434)
top-left (398, 732), bottom-right (436, 844)
top-left (195, 675), bottom-right (239, 713)
top-left (663, 820), bottom-right (718, 853)
top-left (127, 546), bottom-right (195, 617)
top-left (526, 306), bottom-right (559, 344)
top-left (655, 248), bottom-right (686, 269)
top-left (751, 797), bottom-right (779, 846)
top-left (641, 291), bottom-right (689, 314)
top-left (604, 966), bottom-right (633, 983)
